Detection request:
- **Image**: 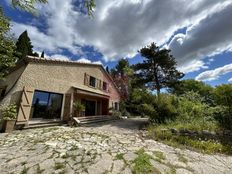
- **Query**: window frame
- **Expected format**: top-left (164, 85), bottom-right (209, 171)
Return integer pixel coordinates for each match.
top-left (89, 76), bottom-right (96, 88)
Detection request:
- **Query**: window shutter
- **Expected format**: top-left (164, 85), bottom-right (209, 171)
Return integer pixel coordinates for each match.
top-left (16, 87), bottom-right (34, 124)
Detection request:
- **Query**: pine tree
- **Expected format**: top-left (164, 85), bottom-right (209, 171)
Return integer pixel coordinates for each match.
top-left (135, 43), bottom-right (184, 96)
top-left (15, 30), bottom-right (33, 59)
top-left (41, 51), bottom-right (44, 58)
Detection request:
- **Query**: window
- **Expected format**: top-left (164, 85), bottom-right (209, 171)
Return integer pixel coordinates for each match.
top-left (32, 90), bottom-right (63, 119)
top-left (89, 76), bottom-right (96, 87)
top-left (103, 82), bottom-right (108, 91)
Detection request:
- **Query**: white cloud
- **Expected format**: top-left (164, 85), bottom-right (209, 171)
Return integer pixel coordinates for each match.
top-left (76, 57), bottom-right (102, 65)
top-left (195, 63), bottom-right (232, 81)
top-left (228, 78), bottom-right (232, 83)
top-left (48, 54), bottom-right (70, 61)
top-left (76, 58), bottom-right (91, 63)
top-left (169, 2), bottom-right (232, 69)
top-left (10, 0), bottom-right (232, 71)
top-left (178, 60), bottom-right (208, 73)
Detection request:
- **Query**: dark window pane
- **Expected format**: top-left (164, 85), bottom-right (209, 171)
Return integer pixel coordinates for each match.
top-left (89, 76), bottom-right (96, 87)
top-left (103, 82), bottom-right (107, 91)
top-left (32, 90), bottom-right (63, 119)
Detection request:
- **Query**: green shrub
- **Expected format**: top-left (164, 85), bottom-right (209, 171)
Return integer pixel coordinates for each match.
top-left (1, 104), bottom-right (17, 121)
top-left (213, 106), bottom-right (232, 130)
top-left (73, 101), bottom-right (85, 117)
top-left (176, 92), bottom-right (215, 124)
top-left (153, 94), bottom-right (178, 123)
top-left (214, 84), bottom-right (232, 108)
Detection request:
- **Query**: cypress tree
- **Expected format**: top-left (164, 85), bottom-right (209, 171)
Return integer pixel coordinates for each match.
top-left (15, 30), bottom-right (33, 59)
top-left (41, 51), bottom-right (44, 58)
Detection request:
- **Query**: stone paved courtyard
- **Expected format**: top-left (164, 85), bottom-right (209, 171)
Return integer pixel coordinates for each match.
top-left (0, 118), bottom-right (232, 174)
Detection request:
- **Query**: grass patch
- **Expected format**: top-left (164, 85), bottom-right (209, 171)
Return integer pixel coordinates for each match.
top-left (148, 125), bottom-right (232, 154)
top-left (176, 153), bottom-right (188, 163)
top-left (54, 162), bottom-right (66, 170)
top-left (153, 151), bottom-right (165, 162)
top-left (132, 149), bottom-right (160, 174)
top-left (20, 166), bottom-right (29, 174)
top-left (115, 153), bottom-right (124, 160)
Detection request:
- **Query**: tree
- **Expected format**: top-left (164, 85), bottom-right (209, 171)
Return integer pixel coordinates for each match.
top-left (111, 59), bottom-right (133, 100)
top-left (135, 43), bottom-right (184, 96)
top-left (15, 30), bottom-right (34, 59)
top-left (11, 0), bottom-right (96, 16)
top-left (0, 8), bottom-right (17, 79)
top-left (214, 84), bottom-right (232, 109)
top-left (169, 79), bottom-right (214, 104)
top-left (41, 51), bottom-right (44, 58)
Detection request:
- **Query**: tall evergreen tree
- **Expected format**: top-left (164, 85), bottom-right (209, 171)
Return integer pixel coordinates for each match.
top-left (0, 8), bottom-right (17, 79)
top-left (15, 30), bottom-right (34, 60)
top-left (41, 51), bottom-right (44, 58)
top-left (135, 43), bottom-right (184, 96)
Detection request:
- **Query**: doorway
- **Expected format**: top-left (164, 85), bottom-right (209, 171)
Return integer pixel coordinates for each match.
top-left (85, 100), bottom-right (96, 116)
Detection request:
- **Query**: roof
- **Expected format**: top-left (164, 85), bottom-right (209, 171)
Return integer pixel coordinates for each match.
top-left (26, 56), bottom-right (102, 67)
top-left (24, 56), bottom-right (121, 96)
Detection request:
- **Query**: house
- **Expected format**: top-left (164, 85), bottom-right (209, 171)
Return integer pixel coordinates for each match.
top-left (0, 56), bottom-right (121, 127)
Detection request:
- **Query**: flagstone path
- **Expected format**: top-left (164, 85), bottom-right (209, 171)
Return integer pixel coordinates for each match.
top-left (0, 118), bottom-right (232, 174)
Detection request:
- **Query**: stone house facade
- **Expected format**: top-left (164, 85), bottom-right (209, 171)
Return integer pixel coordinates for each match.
top-left (0, 56), bottom-right (120, 126)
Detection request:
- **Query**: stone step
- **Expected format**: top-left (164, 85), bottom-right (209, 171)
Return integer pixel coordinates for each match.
top-left (80, 117), bottom-right (118, 124)
top-left (24, 122), bottom-right (64, 129)
top-left (78, 116), bottom-right (115, 121)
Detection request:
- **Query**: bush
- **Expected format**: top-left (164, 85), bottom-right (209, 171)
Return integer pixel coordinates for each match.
top-left (139, 103), bottom-right (158, 119)
top-left (153, 94), bottom-right (178, 123)
top-left (214, 84), bottom-right (232, 108)
top-left (213, 106), bottom-right (232, 130)
top-left (0, 104), bottom-right (17, 121)
top-left (176, 92), bottom-right (214, 123)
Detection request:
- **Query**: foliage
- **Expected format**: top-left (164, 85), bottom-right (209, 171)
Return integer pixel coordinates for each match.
top-left (11, 0), bottom-right (96, 16)
top-left (148, 126), bottom-right (232, 154)
top-left (152, 94), bottom-right (178, 123)
top-left (85, 0), bottom-right (96, 17)
top-left (214, 84), bottom-right (232, 109)
top-left (135, 42), bottom-right (184, 95)
top-left (73, 101), bottom-right (85, 117)
top-left (111, 59), bottom-right (133, 100)
top-left (132, 149), bottom-right (157, 174)
top-left (40, 51), bottom-right (44, 58)
top-left (213, 106), bottom-right (232, 130)
top-left (11, 0), bottom-right (47, 14)
top-left (169, 79), bottom-right (214, 104)
top-left (127, 88), bottom-right (155, 116)
top-left (176, 91), bottom-right (214, 123)
top-left (1, 104), bottom-right (17, 121)
top-left (213, 84), bottom-right (232, 130)
top-left (15, 30), bottom-right (34, 60)
top-left (0, 8), bottom-right (17, 79)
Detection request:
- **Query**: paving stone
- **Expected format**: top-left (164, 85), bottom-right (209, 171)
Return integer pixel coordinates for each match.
top-left (123, 152), bottom-right (138, 162)
top-left (111, 160), bottom-right (125, 174)
top-left (150, 159), bottom-right (171, 173)
top-left (0, 119), bottom-right (232, 174)
top-left (176, 168), bottom-right (193, 174)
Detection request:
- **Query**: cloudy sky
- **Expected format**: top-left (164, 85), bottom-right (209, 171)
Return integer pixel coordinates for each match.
top-left (1, 0), bottom-right (232, 86)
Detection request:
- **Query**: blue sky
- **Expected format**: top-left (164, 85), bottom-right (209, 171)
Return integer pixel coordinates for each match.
top-left (1, 0), bottom-right (232, 86)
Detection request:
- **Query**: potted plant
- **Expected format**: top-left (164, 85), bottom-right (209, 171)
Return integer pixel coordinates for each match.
top-left (73, 101), bottom-right (85, 117)
top-left (1, 104), bottom-right (17, 133)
